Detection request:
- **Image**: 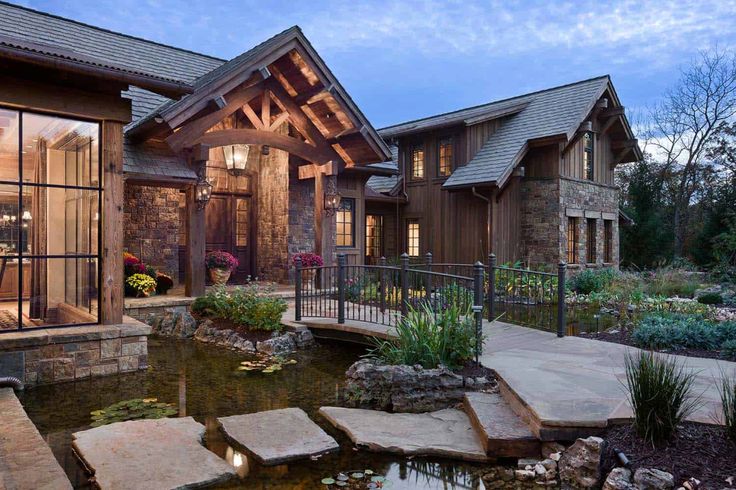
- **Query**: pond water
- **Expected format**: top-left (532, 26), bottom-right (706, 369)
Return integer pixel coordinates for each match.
top-left (19, 337), bottom-right (489, 489)
top-left (496, 302), bottom-right (620, 336)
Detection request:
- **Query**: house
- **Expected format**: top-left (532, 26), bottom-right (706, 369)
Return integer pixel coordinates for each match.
top-left (365, 76), bottom-right (642, 270)
top-left (0, 2), bottom-right (389, 383)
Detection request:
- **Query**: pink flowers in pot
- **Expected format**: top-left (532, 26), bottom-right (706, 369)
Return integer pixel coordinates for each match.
top-left (205, 250), bottom-right (239, 272)
top-left (292, 252), bottom-right (323, 267)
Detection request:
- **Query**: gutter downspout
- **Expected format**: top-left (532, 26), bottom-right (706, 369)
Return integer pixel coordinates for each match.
top-left (0, 376), bottom-right (24, 391)
top-left (472, 187), bottom-right (491, 256)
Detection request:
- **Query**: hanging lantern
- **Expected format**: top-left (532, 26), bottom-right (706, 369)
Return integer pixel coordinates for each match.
top-left (222, 144), bottom-right (250, 176)
top-left (194, 179), bottom-right (213, 209)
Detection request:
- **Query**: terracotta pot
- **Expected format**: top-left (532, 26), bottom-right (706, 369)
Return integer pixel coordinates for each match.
top-left (301, 268), bottom-right (316, 287)
top-left (209, 268), bottom-right (231, 285)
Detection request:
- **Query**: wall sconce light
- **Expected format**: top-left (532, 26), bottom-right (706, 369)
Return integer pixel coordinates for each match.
top-left (222, 144), bottom-right (250, 176)
top-left (261, 145), bottom-right (270, 156)
top-left (22, 210), bottom-right (31, 221)
top-left (195, 179), bottom-right (213, 209)
top-left (324, 190), bottom-right (341, 216)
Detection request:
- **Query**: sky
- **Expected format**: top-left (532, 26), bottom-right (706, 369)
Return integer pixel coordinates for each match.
top-left (14, 0), bottom-right (736, 128)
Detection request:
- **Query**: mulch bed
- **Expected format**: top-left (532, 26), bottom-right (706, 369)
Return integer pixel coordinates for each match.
top-left (454, 360), bottom-right (496, 380)
top-left (191, 314), bottom-right (274, 344)
top-left (579, 328), bottom-right (733, 361)
top-left (602, 423), bottom-right (736, 489)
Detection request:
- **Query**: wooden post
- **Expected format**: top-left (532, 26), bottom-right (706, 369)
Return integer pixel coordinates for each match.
top-left (184, 158), bottom-right (207, 297)
top-left (101, 121), bottom-right (124, 325)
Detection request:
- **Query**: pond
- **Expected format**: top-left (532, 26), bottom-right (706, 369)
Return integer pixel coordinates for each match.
top-left (496, 302), bottom-right (620, 335)
top-left (19, 336), bottom-right (489, 489)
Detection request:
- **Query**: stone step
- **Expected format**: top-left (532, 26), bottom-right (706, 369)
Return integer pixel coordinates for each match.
top-left (463, 392), bottom-right (540, 458)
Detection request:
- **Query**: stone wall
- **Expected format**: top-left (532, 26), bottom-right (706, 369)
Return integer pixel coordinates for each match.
top-left (124, 184), bottom-right (181, 280)
top-left (559, 177), bottom-right (620, 269)
top-left (0, 322), bottom-right (150, 386)
top-left (288, 161), bottom-right (315, 281)
top-left (520, 179), bottom-right (561, 267)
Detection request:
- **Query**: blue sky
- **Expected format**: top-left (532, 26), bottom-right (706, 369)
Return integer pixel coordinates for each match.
top-left (16, 0), bottom-right (736, 128)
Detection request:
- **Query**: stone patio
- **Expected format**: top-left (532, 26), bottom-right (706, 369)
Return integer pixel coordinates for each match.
top-left (218, 408), bottom-right (339, 465)
top-left (73, 417), bottom-right (237, 490)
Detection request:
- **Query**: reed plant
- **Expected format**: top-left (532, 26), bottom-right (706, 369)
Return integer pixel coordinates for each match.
top-left (624, 351), bottom-right (701, 444)
top-left (719, 369), bottom-right (736, 442)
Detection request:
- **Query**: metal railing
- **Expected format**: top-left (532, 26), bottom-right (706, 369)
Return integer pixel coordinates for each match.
top-left (295, 253), bottom-right (487, 358)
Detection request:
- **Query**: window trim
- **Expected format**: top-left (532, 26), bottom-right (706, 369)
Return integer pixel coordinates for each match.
top-left (409, 144), bottom-right (425, 181)
top-left (406, 219), bottom-right (420, 257)
top-left (583, 131), bottom-right (595, 181)
top-left (437, 136), bottom-right (454, 177)
top-left (567, 217), bottom-right (577, 264)
top-left (0, 105), bottom-right (103, 332)
top-left (336, 197), bottom-right (355, 248)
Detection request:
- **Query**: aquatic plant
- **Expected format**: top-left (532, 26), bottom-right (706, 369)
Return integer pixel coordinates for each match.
top-left (321, 469), bottom-right (389, 488)
top-left (89, 398), bottom-right (178, 427)
top-left (237, 354), bottom-right (297, 374)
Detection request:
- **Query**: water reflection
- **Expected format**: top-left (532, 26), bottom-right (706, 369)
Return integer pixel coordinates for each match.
top-left (19, 337), bottom-right (489, 489)
top-left (496, 302), bottom-right (619, 335)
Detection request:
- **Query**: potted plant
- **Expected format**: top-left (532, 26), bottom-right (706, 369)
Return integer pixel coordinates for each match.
top-left (292, 252), bottom-right (323, 286)
top-left (206, 251), bottom-right (239, 285)
top-left (126, 273), bottom-right (157, 298)
top-left (155, 273), bottom-right (174, 295)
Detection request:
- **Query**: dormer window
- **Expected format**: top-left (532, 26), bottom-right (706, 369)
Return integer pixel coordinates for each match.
top-left (583, 132), bottom-right (594, 181)
top-left (410, 145), bottom-right (424, 180)
top-left (438, 137), bottom-right (453, 177)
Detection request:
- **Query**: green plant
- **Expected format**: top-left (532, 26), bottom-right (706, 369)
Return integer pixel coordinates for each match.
top-left (643, 268), bottom-right (701, 298)
top-left (369, 302), bottom-right (477, 369)
top-left (719, 369), bottom-right (736, 442)
top-left (125, 273), bottom-right (157, 297)
top-left (190, 284), bottom-right (287, 331)
top-left (723, 339), bottom-right (736, 360)
top-left (697, 292), bottom-right (724, 305)
top-left (90, 398), bottom-right (177, 427)
top-left (144, 265), bottom-right (157, 279)
top-left (632, 313), bottom-right (736, 351)
top-left (624, 351), bottom-right (700, 444)
top-left (568, 268), bottom-right (618, 294)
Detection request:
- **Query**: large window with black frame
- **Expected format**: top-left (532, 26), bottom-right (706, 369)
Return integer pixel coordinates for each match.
top-left (365, 214), bottom-right (383, 264)
top-left (567, 217), bottom-right (577, 264)
top-left (0, 108), bottom-right (101, 331)
top-left (586, 218), bottom-right (597, 264)
top-left (336, 198), bottom-right (355, 248)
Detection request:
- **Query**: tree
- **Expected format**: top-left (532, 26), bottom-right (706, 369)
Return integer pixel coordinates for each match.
top-left (643, 49), bottom-right (736, 257)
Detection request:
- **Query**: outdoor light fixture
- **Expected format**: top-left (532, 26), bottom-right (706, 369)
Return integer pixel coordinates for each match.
top-left (324, 190), bottom-right (341, 216)
top-left (21, 210), bottom-right (31, 221)
top-left (222, 144), bottom-right (250, 176)
top-left (194, 179), bottom-right (213, 209)
top-left (261, 145), bottom-right (270, 156)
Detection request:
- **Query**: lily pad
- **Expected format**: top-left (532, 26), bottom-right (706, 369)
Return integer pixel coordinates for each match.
top-left (321, 478), bottom-right (336, 485)
top-left (351, 472), bottom-right (364, 479)
top-left (89, 398), bottom-right (178, 427)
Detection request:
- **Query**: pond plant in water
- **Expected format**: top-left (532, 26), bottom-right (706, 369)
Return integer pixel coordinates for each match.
top-left (237, 353), bottom-right (298, 374)
top-left (321, 469), bottom-right (390, 488)
top-left (89, 398), bottom-right (178, 427)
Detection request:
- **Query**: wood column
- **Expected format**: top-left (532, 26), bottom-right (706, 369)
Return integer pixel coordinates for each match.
top-left (314, 171), bottom-right (325, 259)
top-left (101, 121), bottom-right (124, 324)
top-left (184, 158), bottom-right (207, 297)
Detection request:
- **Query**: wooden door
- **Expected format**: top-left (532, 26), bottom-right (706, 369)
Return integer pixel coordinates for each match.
top-left (204, 194), bottom-right (253, 283)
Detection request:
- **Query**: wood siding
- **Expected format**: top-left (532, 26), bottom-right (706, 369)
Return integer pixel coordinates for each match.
top-left (492, 178), bottom-right (521, 263)
top-left (560, 123), bottom-right (615, 185)
top-left (336, 172), bottom-right (368, 265)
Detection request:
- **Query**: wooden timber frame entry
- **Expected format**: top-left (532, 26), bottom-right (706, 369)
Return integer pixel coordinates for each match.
top-left (159, 40), bottom-right (391, 296)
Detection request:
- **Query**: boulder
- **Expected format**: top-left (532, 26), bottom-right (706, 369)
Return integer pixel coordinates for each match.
top-left (603, 468), bottom-right (636, 490)
top-left (256, 333), bottom-right (296, 355)
top-left (558, 436), bottom-right (605, 488)
top-left (290, 330), bottom-right (315, 349)
top-left (541, 441), bottom-right (566, 459)
top-left (634, 468), bottom-right (675, 490)
top-left (149, 308), bottom-right (198, 338)
top-left (193, 321), bottom-right (255, 353)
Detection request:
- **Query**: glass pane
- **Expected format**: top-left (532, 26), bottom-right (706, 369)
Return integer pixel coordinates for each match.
top-left (0, 184), bottom-right (22, 256)
top-left (22, 257), bottom-right (98, 327)
top-left (22, 113), bottom-right (99, 187)
top-left (26, 187), bottom-right (99, 256)
top-left (0, 255), bottom-right (20, 331)
top-left (0, 109), bottom-right (19, 182)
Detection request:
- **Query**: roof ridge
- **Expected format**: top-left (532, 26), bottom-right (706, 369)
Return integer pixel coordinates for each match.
top-left (0, 0), bottom-right (226, 62)
top-left (378, 74), bottom-right (610, 132)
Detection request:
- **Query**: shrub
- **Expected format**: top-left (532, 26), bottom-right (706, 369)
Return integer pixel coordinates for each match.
top-left (292, 252), bottom-right (323, 267)
top-left (632, 313), bottom-right (736, 351)
top-left (723, 339), bottom-right (736, 360)
top-left (125, 273), bottom-right (157, 297)
top-left (190, 285), bottom-right (287, 331)
top-left (697, 292), bottom-right (723, 305)
top-left (719, 370), bottom-right (736, 442)
top-left (155, 273), bottom-right (174, 295)
top-left (205, 250), bottom-right (239, 272)
top-left (624, 351), bottom-right (700, 444)
top-left (643, 268), bottom-right (700, 298)
top-left (145, 265), bottom-right (157, 279)
top-left (369, 302), bottom-right (478, 369)
top-left (568, 268), bottom-right (618, 294)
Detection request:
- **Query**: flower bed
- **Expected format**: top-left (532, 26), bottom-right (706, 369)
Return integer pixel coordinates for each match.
top-left (190, 283), bottom-right (287, 333)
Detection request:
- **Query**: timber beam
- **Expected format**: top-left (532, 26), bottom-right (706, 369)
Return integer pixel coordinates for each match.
top-left (611, 138), bottom-right (638, 151)
top-left (298, 161), bottom-right (338, 180)
top-left (598, 106), bottom-right (625, 119)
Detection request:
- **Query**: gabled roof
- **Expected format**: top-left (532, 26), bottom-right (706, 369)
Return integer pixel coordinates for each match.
top-left (443, 76), bottom-right (611, 189)
top-left (366, 145), bottom-right (400, 194)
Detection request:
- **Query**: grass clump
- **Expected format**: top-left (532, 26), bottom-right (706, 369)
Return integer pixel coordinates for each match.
top-left (632, 313), bottom-right (736, 352)
top-left (191, 284), bottom-right (287, 331)
top-left (697, 292), bottom-right (723, 305)
top-left (719, 370), bottom-right (736, 442)
top-left (369, 302), bottom-right (478, 369)
top-left (624, 351), bottom-right (700, 444)
top-left (568, 268), bottom-right (618, 294)
top-left (643, 267), bottom-right (701, 298)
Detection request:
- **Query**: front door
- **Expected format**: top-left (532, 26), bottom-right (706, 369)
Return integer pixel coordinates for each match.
top-left (205, 193), bottom-right (253, 282)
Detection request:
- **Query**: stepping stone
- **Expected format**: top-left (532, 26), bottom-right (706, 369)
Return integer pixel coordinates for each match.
top-left (319, 406), bottom-right (488, 462)
top-left (218, 408), bottom-right (339, 465)
top-left (463, 392), bottom-right (540, 458)
top-left (73, 417), bottom-right (237, 490)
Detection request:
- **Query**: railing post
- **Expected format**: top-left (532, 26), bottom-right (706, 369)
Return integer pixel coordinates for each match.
top-left (400, 253), bottom-right (409, 317)
top-left (557, 261), bottom-right (567, 337)
top-left (379, 256), bottom-right (386, 313)
top-left (488, 253), bottom-right (496, 322)
top-left (425, 252), bottom-right (433, 301)
top-left (473, 261), bottom-right (485, 363)
top-left (338, 254), bottom-right (346, 324)
top-left (294, 256), bottom-right (302, 322)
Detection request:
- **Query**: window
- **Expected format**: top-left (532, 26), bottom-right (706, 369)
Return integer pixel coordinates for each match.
top-left (410, 145), bottom-right (424, 180)
top-left (604, 220), bottom-right (613, 263)
top-left (567, 217), bottom-right (577, 264)
top-left (336, 198), bottom-right (355, 247)
top-left (407, 220), bottom-right (420, 257)
top-left (0, 108), bottom-right (101, 330)
top-left (586, 218), bottom-right (597, 263)
top-left (235, 198), bottom-right (249, 247)
top-left (583, 132), bottom-right (594, 181)
top-left (438, 137), bottom-right (453, 177)
top-left (365, 215), bottom-right (383, 262)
